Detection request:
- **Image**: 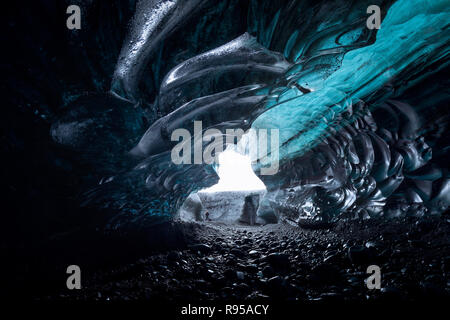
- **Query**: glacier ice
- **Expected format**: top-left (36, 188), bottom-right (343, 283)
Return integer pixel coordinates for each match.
top-left (51, 0), bottom-right (450, 232)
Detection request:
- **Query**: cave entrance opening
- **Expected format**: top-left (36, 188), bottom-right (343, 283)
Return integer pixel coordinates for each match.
top-left (178, 149), bottom-right (266, 225)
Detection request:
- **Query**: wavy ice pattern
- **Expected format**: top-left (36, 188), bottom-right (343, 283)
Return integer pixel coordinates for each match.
top-left (52, 0), bottom-right (450, 232)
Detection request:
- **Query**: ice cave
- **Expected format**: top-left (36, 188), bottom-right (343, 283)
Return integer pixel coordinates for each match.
top-left (2, 0), bottom-right (449, 303)
top-left (59, 0), bottom-right (448, 232)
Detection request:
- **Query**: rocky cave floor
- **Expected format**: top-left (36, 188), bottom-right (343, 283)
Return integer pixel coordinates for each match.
top-left (48, 215), bottom-right (449, 303)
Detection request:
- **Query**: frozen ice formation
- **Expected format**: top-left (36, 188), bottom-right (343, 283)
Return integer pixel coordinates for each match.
top-left (262, 100), bottom-right (445, 226)
top-left (52, 0), bottom-right (449, 232)
top-left (111, 0), bottom-right (210, 102)
top-left (159, 32), bottom-right (291, 113)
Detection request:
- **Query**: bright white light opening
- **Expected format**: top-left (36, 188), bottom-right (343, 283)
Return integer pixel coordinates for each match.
top-left (200, 149), bottom-right (266, 193)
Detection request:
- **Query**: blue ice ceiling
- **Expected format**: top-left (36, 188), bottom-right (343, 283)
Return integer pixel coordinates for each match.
top-left (252, 0), bottom-right (449, 166)
top-left (49, 0), bottom-right (450, 232)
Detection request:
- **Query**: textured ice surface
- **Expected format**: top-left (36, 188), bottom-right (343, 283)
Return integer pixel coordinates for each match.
top-left (252, 0), bottom-right (450, 166)
top-left (52, 0), bottom-right (450, 232)
top-left (111, 0), bottom-right (210, 102)
top-left (159, 33), bottom-right (291, 113)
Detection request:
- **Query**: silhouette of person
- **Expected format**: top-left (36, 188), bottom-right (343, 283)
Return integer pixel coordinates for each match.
top-left (242, 195), bottom-right (257, 225)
